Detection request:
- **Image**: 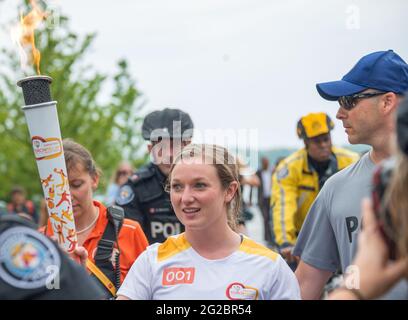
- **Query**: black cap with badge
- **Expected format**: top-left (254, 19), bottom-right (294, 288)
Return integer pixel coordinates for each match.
top-left (0, 215), bottom-right (104, 300)
top-left (142, 108), bottom-right (194, 141)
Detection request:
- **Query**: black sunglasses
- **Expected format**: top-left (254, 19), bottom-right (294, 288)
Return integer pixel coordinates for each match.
top-left (338, 91), bottom-right (386, 110)
top-left (308, 134), bottom-right (331, 144)
top-left (117, 170), bottom-right (132, 176)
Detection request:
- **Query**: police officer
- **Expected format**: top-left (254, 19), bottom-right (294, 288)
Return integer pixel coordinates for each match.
top-left (0, 214), bottom-right (104, 299)
top-left (116, 108), bottom-right (194, 243)
top-left (271, 112), bottom-right (359, 265)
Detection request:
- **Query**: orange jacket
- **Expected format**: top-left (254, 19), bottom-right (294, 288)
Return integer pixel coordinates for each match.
top-left (44, 200), bottom-right (148, 282)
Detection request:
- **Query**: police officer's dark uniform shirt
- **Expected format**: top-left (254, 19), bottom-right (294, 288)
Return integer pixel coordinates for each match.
top-left (116, 163), bottom-right (184, 244)
top-left (0, 215), bottom-right (104, 300)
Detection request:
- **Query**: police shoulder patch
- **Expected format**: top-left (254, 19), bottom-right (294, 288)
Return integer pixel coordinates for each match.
top-left (116, 185), bottom-right (135, 205)
top-left (0, 226), bottom-right (61, 289)
top-left (276, 166), bottom-right (289, 180)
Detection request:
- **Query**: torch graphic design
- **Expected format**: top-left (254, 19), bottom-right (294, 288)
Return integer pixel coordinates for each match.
top-left (17, 76), bottom-right (77, 253)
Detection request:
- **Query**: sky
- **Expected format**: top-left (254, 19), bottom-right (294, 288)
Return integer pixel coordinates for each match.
top-left (1, 0), bottom-right (408, 150)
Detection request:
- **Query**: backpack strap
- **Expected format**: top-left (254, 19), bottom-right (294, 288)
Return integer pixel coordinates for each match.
top-left (86, 259), bottom-right (117, 297)
top-left (91, 206), bottom-right (124, 297)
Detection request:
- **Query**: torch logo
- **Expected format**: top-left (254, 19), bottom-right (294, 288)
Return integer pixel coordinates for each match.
top-left (226, 282), bottom-right (259, 300)
top-left (32, 136), bottom-right (62, 160)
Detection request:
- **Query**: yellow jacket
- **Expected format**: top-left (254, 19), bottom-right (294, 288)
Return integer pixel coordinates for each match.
top-left (271, 147), bottom-right (359, 247)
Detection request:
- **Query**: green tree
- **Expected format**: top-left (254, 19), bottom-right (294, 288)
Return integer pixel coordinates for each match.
top-left (0, 2), bottom-right (147, 202)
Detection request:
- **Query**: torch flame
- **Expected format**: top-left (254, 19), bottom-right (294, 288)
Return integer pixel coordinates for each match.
top-left (10, 0), bottom-right (47, 75)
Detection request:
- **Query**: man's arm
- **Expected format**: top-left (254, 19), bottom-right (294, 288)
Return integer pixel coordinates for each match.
top-left (293, 178), bottom-right (341, 299)
top-left (295, 260), bottom-right (333, 300)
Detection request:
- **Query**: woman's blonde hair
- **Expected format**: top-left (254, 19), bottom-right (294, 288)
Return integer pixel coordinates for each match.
top-left (388, 151), bottom-right (408, 259)
top-left (167, 144), bottom-right (242, 231)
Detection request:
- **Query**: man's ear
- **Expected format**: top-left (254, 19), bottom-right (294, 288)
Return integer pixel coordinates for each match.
top-left (382, 92), bottom-right (399, 115)
top-left (147, 143), bottom-right (153, 153)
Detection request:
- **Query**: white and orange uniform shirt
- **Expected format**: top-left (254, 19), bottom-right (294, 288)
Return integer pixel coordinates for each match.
top-left (118, 233), bottom-right (300, 300)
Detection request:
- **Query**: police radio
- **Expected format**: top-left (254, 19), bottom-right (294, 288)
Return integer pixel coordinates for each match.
top-left (107, 205), bottom-right (125, 292)
top-left (107, 205), bottom-right (125, 231)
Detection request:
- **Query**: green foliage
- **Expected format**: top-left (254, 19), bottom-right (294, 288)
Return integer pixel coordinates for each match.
top-left (0, 3), bottom-right (147, 201)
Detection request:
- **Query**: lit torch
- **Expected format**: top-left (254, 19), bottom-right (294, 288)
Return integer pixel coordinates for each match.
top-left (13, 1), bottom-right (77, 253)
top-left (10, 0), bottom-right (47, 75)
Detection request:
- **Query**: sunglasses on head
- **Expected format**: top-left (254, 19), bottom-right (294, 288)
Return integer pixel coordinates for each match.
top-left (338, 91), bottom-right (386, 110)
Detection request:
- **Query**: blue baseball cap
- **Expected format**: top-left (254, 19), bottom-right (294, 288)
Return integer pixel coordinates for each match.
top-left (316, 50), bottom-right (408, 101)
